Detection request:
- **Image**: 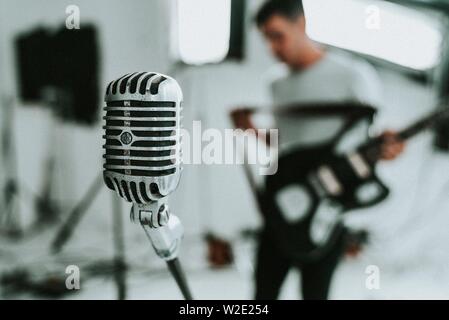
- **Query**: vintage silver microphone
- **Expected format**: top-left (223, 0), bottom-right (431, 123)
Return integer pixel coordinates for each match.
top-left (102, 72), bottom-right (192, 299)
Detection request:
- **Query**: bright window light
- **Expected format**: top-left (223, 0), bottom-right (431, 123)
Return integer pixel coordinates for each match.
top-left (303, 0), bottom-right (443, 70)
top-left (176, 0), bottom-right (231, 65)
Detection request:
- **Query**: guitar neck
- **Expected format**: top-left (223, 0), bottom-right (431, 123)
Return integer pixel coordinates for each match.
top-left (398, 111), bottom-right (444, 140)
top-left (359, 105), bottom-right (449, 163)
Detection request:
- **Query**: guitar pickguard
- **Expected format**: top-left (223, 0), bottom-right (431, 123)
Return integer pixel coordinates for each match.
top-left (274, 183), bottom-right (312, 224)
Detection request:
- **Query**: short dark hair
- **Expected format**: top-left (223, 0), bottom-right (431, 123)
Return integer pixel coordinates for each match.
top-left (255, 0), bottom-right (304, 27)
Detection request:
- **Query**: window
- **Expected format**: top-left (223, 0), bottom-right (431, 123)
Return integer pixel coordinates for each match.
top-left (303, 0), bottom-right (443, 70)
top-left (174, 0), bottom-right (245, 65)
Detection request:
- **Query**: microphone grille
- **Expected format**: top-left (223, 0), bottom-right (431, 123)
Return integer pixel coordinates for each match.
top-left (102, 72), bottom-right (183, 203)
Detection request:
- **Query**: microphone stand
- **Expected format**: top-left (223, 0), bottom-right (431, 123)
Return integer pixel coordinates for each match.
top-left (130, 200), bottom-right (193, 300)
top-left (112, 192), bottom-right (127, 300)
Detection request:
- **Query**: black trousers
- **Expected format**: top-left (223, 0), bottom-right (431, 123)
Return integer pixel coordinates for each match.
top-left (254, 230), bottom-right (345, 300)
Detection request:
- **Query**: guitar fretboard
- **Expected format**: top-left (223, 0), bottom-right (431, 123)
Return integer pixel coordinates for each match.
top-left (359, 105), bottom-right (449, 163)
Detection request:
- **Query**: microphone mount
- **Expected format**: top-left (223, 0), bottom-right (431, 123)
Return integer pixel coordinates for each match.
top-left (130, 199), bottom-right (192, 299)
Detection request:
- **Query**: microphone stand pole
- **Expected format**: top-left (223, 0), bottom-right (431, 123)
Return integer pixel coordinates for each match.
top-left (130, 200), bottom-right (193, 300)
top-left (112, 192), bottom-right (127, 300)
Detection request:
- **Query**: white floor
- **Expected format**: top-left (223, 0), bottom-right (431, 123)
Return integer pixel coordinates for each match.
top-left (2, 224), bottom-right (449, 300)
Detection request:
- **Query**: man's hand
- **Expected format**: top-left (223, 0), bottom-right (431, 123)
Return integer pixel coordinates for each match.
top-left (230, 108), bottom-right (271, 146)
top-left (205, 234), bottom-right (233, 267)
top-left (379, 130), bottom-right (405, 161)
top-left (230, 109), bottom-right (253, 131)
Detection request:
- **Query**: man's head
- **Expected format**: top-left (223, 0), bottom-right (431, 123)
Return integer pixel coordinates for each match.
top-left (255, 0), bottom-right (309, 67)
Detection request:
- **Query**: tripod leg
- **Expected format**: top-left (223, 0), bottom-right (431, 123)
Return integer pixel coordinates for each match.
top-left (1, 180), bottom-right (22, 238)
top-left (112, 193), bottom-right (127, 300)
top-left (50, 174), bottom-right (104, 253)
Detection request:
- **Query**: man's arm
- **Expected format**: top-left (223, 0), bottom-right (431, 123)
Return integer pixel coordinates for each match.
top-left (230, 108), bottom-right (272, 146)
top-left (351, 61), bottom-right (406, 161)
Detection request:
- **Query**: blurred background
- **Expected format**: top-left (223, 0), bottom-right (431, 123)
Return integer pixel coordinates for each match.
top-left (1, 0), bottom-right (449, 299)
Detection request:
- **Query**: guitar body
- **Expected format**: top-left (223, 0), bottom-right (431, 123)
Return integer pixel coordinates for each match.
top-left (263, 143), bottom-right (390, 262)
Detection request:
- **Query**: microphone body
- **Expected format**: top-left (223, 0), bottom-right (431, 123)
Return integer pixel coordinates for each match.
top-left (102, 72), bottom-right (184, 262)
top-left (103, 72), bottom-right (183, 204)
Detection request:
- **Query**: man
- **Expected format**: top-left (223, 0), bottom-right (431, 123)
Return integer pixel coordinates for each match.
top-left (232, 0), bottom-right (405, 299)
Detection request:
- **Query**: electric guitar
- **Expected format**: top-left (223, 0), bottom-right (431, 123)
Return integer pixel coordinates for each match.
top-left (262, 105), bottom-right (449, 262)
